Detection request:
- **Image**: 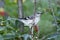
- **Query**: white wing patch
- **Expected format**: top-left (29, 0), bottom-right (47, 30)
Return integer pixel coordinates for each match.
top-left (19, 19), bottom-right (33, 26)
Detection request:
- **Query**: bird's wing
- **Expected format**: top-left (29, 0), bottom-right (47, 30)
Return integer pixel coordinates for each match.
top-left (27, 15), bottom-right (35, 19)
top-left (18, 19), bottom-right (33, 26)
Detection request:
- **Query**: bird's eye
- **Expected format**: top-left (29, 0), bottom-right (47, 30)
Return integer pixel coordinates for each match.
top-left (37, 13), bottom-right (40, 14)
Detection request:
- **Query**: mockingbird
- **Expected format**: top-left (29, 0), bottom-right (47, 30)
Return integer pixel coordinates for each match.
top-left (18, 12), bottom-right (42, 28)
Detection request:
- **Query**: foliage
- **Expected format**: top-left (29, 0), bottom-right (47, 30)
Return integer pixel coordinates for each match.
top-left (0, 0), bottom-right (60, 40)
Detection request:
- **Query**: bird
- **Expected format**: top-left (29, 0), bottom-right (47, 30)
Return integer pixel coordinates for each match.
top-left (18, 12), bottom-right (42, 29)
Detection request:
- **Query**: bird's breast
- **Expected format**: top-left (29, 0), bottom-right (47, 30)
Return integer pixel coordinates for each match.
top-left (34, 17), bottom-right (40, 24)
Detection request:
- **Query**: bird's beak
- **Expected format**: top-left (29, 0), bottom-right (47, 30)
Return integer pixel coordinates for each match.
top-left (40, 12), bottom-right (43, 15)
top-left (41, 12), bottom-right (43, 14)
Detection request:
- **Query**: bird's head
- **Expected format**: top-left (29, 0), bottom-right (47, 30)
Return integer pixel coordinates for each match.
top-left (35, 12), bottom-right (43, 17)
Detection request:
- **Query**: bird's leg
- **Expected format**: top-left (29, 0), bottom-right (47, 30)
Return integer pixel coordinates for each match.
top-left (29, 26), bottom-right (34, 40)
top-left (31, 26), bottom-right (34, 40)
top-left (37, 26), bottom-right (39, 40)
top-left (31, 26), bottom-right (33, 36)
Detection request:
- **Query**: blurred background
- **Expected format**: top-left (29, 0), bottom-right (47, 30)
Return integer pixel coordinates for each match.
top-left (0, 0), bottom-right (60, 40)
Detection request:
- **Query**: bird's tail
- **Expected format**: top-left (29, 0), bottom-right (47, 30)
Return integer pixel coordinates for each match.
top-left (18, 19), bottom-right (27, 24)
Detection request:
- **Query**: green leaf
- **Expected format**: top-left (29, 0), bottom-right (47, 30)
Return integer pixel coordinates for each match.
top-left (0, 27), bottom-right (6, 31)
top-left (0, 35), bottom-right (4, 40)
top-left (3, 32), bottom-right (15, 39)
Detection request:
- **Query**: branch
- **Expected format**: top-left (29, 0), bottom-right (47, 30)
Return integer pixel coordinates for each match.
top-left (17, 0), bottom-right (24, 33)
top-left (34, 0), bottom-right (37, 14)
